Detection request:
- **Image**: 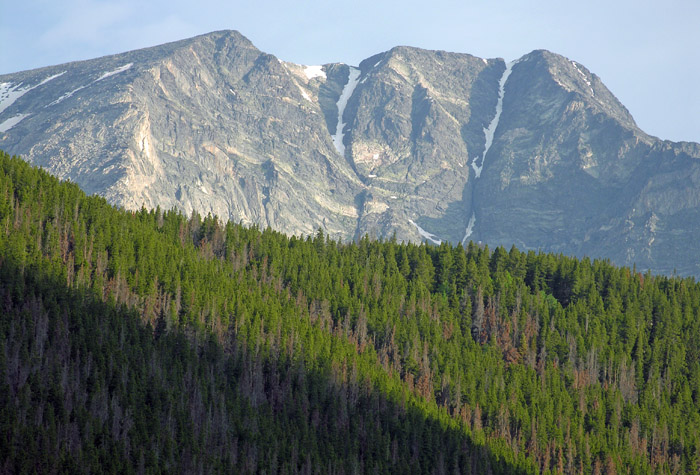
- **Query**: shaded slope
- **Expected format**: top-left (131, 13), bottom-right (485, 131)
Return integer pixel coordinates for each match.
top-left (1, 258), bottom-right (523, 473)
top-left (0, 150), bottom-right (532, 473)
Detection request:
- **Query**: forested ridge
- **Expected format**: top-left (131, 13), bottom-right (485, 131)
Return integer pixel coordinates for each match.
top-left (0, 150), bottom-right (698, 473)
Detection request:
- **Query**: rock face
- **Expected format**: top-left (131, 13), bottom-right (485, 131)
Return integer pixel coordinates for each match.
top-left (2, 30), bottom-right (700, 275)
top-left (0, 32), bottom-right (361, 238)
top-left (474, 51), bottom-right (700, 276)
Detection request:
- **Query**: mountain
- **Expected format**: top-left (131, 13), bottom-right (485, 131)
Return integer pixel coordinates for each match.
top-left (0, 31), bottom-right (361, 240)
top-left (2, 30), bottom-right (700, 275)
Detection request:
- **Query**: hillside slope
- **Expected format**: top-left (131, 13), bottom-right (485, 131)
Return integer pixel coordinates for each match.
top-left (1, 151), bottom-right (699, 472)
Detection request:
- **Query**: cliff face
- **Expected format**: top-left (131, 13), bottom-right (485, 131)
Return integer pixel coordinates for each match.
top-left (0, 31), bottom-right (362, 238)
top-left (474, 51), bottom-right (700, 275)
top-left (2, 30), bottom-right (700, 275)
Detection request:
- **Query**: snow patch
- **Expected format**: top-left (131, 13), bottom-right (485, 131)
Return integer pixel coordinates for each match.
top-left (38, 71), bottom-right (67, 85)
top-left (408, 219), bottom-right (442, 245)
top-left (332, 66), bottom-right (361, 155)
top-left (47, 85), bottom-right (87, 106)
top-left (298, 87), bottom-right (311, 101)
top-left (304, 65), bottom-right (326, 80)
top-left (0, 113), bottom-right (30, 133)
top-left (0, 71), bottom-right (65, 115)
top-left (462, 213), bottom-right (476, 245)
top-left (373, 60), bottom-right (382, 68)
top-left (0, 83), bottom-right (25, 115)
top-left (571, 61), bottom-right (594, 96)
top-left (47, 63), bottom-right (131, 107)
top-left (368, 174), bottom-right (377, 178)
top-left (95, 63), bottom-right (132, 82)
top-left (390, 195), bottom-right (398, 199)
top-left (466, 59), bottom-right (518, 241)
top-left (482, 58), bottom-right (488, 64)
top-left (471, 59), bottom-right (517, 178)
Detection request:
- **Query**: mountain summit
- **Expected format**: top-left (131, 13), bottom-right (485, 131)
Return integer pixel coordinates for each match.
top-left (2, 30), bottom-right (700, 275)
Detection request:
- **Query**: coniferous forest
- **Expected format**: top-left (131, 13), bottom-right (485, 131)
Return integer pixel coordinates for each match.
top-left (1, 150), bottom-right (699, 473)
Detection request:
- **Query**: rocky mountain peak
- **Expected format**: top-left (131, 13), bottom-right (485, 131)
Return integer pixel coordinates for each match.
top-left (2, 32), bottom-right (700, 275)
top-left (514, 50), bottom-right (640, 132)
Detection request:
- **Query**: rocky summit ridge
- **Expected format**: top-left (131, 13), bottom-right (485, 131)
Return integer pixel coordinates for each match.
top-left (2, 30), bottom-right (700, 276)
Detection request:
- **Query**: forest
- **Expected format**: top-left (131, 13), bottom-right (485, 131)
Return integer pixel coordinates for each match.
top-left (0, 150), bottom-right (698, 473)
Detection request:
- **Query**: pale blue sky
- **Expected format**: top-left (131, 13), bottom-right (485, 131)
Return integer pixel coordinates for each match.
top-left (1, 0), bottom-right (698, 143)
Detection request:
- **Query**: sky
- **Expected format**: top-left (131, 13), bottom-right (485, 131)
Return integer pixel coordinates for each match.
top-left (1, 0), bottom-right (698, 143)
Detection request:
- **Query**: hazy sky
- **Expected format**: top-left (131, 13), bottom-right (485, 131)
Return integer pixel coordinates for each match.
top-left (1, 0), bottom-right (698, 143)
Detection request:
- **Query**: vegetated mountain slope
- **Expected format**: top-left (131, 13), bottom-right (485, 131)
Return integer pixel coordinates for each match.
top-left (2, 31), bottom-right (700, 276)
top-left (0, 150), bottom-right (527, 473)
top-left (1, 150), bottom-right (700, 473)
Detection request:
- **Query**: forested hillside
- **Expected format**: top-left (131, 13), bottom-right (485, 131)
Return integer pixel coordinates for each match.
top-left (0, 150), bottom-right (698, 473)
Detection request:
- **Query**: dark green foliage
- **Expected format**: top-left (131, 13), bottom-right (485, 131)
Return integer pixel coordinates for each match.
top-left (0, 150), bottom-right (699, 473)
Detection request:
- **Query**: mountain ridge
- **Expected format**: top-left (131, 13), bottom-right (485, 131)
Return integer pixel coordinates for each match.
top-left (2, 30), bottom-right (700, 275)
